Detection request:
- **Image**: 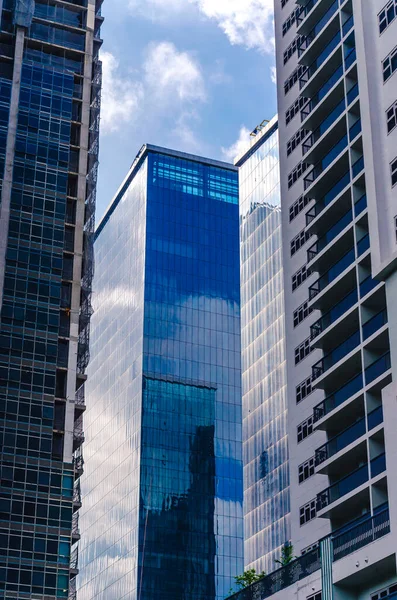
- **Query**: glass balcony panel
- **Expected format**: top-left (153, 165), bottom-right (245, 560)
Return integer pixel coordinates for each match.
top-left (367, 405), bottom-right (383, 430)
top-left (299, 0), bottom-right (339, 56)
top-left (332, 508), bottom-right (390, 561)
top-left (362, 310), bottom-right (387, 340)
top-left (304, 137), bottom-right (348, 190)
top-left (313, 372), bottom-right (363, 422)
top-left (352, 156), bottom-right (364, 178)
top-left (354, 194), bottom-right (367, 217)
top-left (324, 170), bottom-right (350, 206)
top-left (315, 417), bottom-right (366, 465)
top-left (365, 353), bottom-right (391, 385)
top-left (342, 14), bottom-right (354, 36)
top-left (360, 275), bottom-right (380, 298)
top-left (308, 209), bottom-right (353, 261)
top-left (312, 329), bottom-right (360, 379)
top-left (317, 463), bottom-right (369, 511)
top-left (303, 98), bottom-right (346, 155)
top-left (344, 47), bottom-right (357, 70)
top-left (371, 453), bottom-right (386, 478)
top-left (301, 65), bottom-right (344, 121)
top-left (310, 287), bottom-right (358, 340)
top-left (349, 119), bottom-right (361, 141)
top-left (357, 233), bottom-right (370, 256)
top-left (347, 82), bottom-right (359, 105)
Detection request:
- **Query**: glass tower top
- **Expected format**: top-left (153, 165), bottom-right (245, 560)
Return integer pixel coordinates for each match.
top-left (78, 146), bottom-right (243, 600)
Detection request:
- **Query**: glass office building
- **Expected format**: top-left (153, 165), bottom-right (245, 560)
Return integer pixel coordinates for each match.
top-left (236, 117), bottom-right (290, 575)
top-left (78, 145), bottom-right (244, 600)
top-left (0, 0), bottom-right (102, 598)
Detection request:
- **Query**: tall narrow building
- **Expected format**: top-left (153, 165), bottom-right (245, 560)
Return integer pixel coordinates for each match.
top-left (78, 145), bottom-right (244, 600)
top-left (0, 1), bottom-right (102, 598)
top-left (229, 1), bottom-right (397, 599)
top-left (236, 117), bottom-right (290, 575)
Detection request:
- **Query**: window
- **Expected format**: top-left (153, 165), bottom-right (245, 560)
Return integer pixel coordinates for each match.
top-left (382, 45), bottom-right (397, 82)
top-left (300, 499), bottom-right (316, 525)
top-left (372, 583), bottom-right (397, 600)
top-left (295, 337), bottom-right (312, 364)
top-left (288, 161), bottom-right (309, 188)
top-left (293, 299), bottom-right (313, 327)
top-left (296, 375), bottom-right (313, 403)
top-left (386, 100), bottom-right (397, 133)
top-left (282, 6), bottom-right (304, 36)
top-left (287, 128), bottom-right (309, 156)
top-left (286, 96), bottom-right (308, 125)
top-left (307, 593), bottom-right (322, 600)
top-left (292, 264), bottom-right (311, 291)
top-left (298, 457), bottom-right (315, 483)
top-left (391, 157), bottom-right (397, 186)
top-left (379, 0), bottom-right (397, 34)
top-left (284, 36), bottom-right (304, 64)
top-left (285, 64), bottom-right (308, 94)
top-left (289, 194), bottom-right (311, 220)
top-left (291, 228), bottom-right (311, 256)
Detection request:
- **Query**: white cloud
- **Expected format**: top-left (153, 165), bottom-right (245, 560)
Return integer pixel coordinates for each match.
top-left (270, 65), bottom-right (277, 84)
top-left (144, 41), bottom-right (206, 103)
top-left (191, 0), bottom-right (275, 53)
top-left (221, 126), bottom-right (251, 163)
top-left (100, 52), bottom-right (144, 134)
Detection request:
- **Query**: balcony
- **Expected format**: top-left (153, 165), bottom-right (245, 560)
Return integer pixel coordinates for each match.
top-left (75, 384), bottom-right (86, 414)
top-left (347, 81), bottom-right (359, 105)
top-left (357, 233), bottom-right (370, 257)
top-left (304, 135), bottom-right (348, 191)
top-left (302, 96), bottom-right (346, 155)
top-left (309, 247), bottom-right (355, 300)
top-left (299, 31), bottom-right (342, 92)
top-left (344, 47), bottom-right (357, 71)
top-left (316, 462), bottom-right (369, 512)
top-left (301, 64), bottom-right (344, 122)
top-left (365, 353), bottom-right (391, 385)
top-left (354, 194), bottom-right (367, 217)
top-left (73, 448), bottom-right (84, 477)
top-left (306, 170), bottom-right (351, 225)
top-left (363, 310), bottom-right (387, 341)
top-left (70, 547), bottom-right (79, 575)
top-left (73, 415), bottom-right (84, 450)
top-left (367, 405), bottom-right (383, 431)
top-left (72, 512), bottom-right (80, 541)
top-left (315, 417), bottom-right (366, 466)
top-left (371, 452), bottom-right (386, 478)
top-left (312, 329), bottom-right (360, 381)
top-left (349, 118), bottom-right (362, 142)
top-left (307, 208), bottom-right (352, 262)
top-left (332, 508), bottom-right (390, 562)
top-left (352, 155), bottom-right (364, 179)
top-left (310, 287), bottom-right (358, 340)
top-left (298, 0), bottom-right (339, 60)
top-left (313, 372), bottom-right (363, 422)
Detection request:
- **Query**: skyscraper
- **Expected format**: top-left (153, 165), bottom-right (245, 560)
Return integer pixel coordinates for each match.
top-left (229, 0), bottom-right (397, 599)
top-left (78, 145), bottom-right (244, 600)
top-left (235, 117), bottom-right (290, 575)
top-left (0, 1), bottom-right (102, 598)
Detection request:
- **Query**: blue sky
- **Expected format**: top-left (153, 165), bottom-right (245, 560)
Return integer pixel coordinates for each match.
top-left (96, 0), bottom-right (277, 219)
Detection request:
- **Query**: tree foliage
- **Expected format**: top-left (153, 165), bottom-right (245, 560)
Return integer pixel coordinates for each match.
top-left (275, 542), bottom-right (295, 567)
top-left (233, 568), bottom-right (266, 590)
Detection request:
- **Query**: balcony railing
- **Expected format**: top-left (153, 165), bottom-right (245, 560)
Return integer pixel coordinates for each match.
top-left (70, 547), bottom-right (78, 571)
top-left (302, 97), bottom-right (346, 155)
top-left (362, 309), bottom-right (387, 340)
top-left (312, 329), bottom-right (360, 380)
top-left (315, 416), bottom-right (366, 466)
top-left (298, 0), bottom-right (339, 57)
top-left (317, 462), bottom-right (369, 511)
top-left (367, 405), bottom-right (383, 430)
top-left (365, 352), bottom-right (391, 385)
top-left (300, 30), bottom-right (342, 89)
top-left (349, 118), bottom-right (361, 141)
top-left (226, 547), bottom-right (321, 600)
top-left (309, 247), bottom-right (355, 300)
top-left (354, 194), bottom-right (367, 217)
top-left (301, 64), bottom-right (344, 121)
top-left (310, 287), bottom-right (358, 340)
top-left (344, 47), bottom-right (357, 70)
top-left (307, 208), bottom-right (352, 261)
top-left (313, 372), bottom-right (363, 422)
top-left (347, 82), bottom-right (359, 104)
top-left (371, 453), bottom-right (386, 478)
top-left (352, 155), bottom-right (364, 178)
top-left (306, 171), bottom-right (351, 225)
top-left (360, 275), bottom-right (380, 298)
top-left (342, 14), bottom-right (354, 37)
top-left (304, 135), bottom-right (348, 190)
top-left (332, 508), bottom-right (390, 562)
top-left (72, 512), bottom-right (80, 536)
top-left (357, 233), bottom-right (370, 256)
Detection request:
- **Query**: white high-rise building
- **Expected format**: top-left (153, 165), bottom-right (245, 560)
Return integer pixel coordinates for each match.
top-left (229, 1), bottom-right (397, 599)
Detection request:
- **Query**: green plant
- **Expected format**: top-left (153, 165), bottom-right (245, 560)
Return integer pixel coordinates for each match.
top-left (233, 568), bottom-right (266, 590)
top-left (275, 541), bottom-right (295, 567)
